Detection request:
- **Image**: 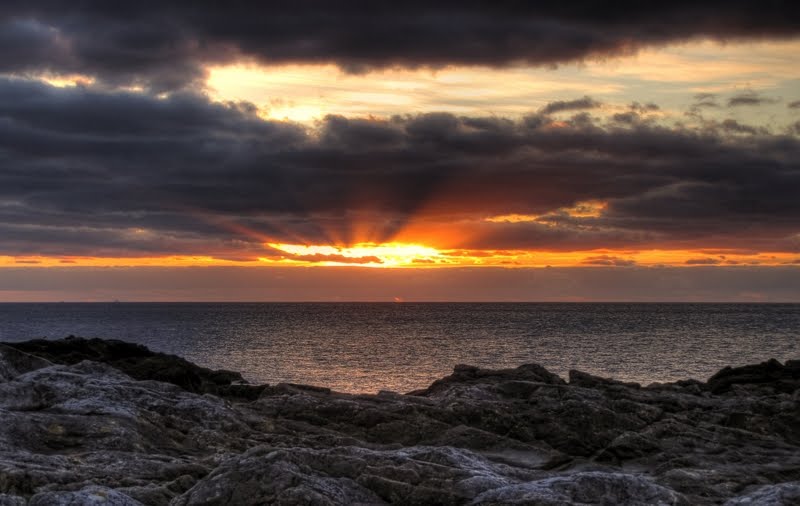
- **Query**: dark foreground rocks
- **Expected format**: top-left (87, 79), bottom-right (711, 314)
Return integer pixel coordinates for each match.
top-left (5, 337), bottom-right (265, 400)
top-left (0, 338), bottom-right (798, 505)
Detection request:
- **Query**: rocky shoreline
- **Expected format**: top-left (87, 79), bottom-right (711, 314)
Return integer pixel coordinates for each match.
top-left (0, 337), bottom-right (798, 505)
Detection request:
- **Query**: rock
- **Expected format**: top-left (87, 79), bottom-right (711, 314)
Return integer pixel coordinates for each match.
top-left (0, 494), bottom-right (25, 506)
top-left (411, 363), bottom-right (565, 397)
top-left (471, 471), bottom-right (689, 505)
top-left (569, 369), bottom-right (641, 389)
top-left (4, 337), bottom-right (266, 400)
top-left (174, 445), bottom-right (541, 506)
top-left (724, 481), bottom-right (800, 505)
top-left (706, 359), bottom-right (800, 394)
top-left (0, 337), bottom-right (798, 505)
top-left (0, 345), bottom-right (52, 382)
top-left (0, 358), bottom-right (247, 502)
top-left (29, 486), bottom-right (144, 505)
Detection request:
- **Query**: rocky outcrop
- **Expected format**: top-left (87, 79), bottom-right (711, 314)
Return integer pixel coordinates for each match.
top-left (0, 337), bottom-right (798, 505)
top-left (4, 337), bottom-right (265, 400)
top-left (0, 345), bottom-right (51, 382)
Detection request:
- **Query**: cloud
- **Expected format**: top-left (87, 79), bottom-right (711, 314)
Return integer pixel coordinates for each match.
top-left (611, 112), bottom-right (640, 125)
top-left (540, 96), bottom-right (602, 115)
top-left (1, 2), bottom-right (799, 89)
top-left (686, 258), bottom-right (722, 265)
top-left (727, 91), bottom-right (779, 107)
top-left (718, 119), bottom-right (765, 135)
top-left (694, 93), bottom-right (717, 102)
top-left (0, 78), bottom-right (799, 256)
top-left (688, 93), bottom-right (720, 115)
top-left (283, 253), bottom-right (383, 265)
top-left (789, 100), bottom-right (800, 109)
top-left (630, 102), bottom-right (660, 113)
top-left (581, 255), bottom-right (637, 266)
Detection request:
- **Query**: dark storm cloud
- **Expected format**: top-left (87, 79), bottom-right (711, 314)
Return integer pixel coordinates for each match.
top-left (459, 219), bottom-right (658, 251)
top-left (1, 78), bottom-right (800, 256)
top-left (540, 96), bottom-right (602, 115)
top-left (1, 1), bottom-right (799, 88)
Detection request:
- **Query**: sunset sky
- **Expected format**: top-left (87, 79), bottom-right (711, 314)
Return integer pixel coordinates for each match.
top-left (1, 1), bottom-right (799, 301)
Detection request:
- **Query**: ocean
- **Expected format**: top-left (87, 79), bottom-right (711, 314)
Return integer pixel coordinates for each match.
top-left (0, 303), bottom-right (798, 393)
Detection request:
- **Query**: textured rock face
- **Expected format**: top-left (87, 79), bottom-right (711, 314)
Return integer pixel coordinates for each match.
top-left (4, 337), bottom-right (265, 400)
top-left (0, 345), bottom-right (51, 382)
top-left (1, 338), bottom-right (799, 505)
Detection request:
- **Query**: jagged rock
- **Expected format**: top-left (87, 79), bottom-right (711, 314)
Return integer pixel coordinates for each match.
top-left (0, 494), bottom-right (25, 506)
top-left (0, 358), bottom-right (248, 502)
top-left (28, 486), bottom-right (143, 505)
top-left (410, 363), bottom-right (565, 398)
top-left (568, 369), bottom-right (641, 389)
top-left (724, 481), bottom-right (800, 505)
top-left (174, 445), bottom-right (542, 505)
top-left (0, 337), bottom-right (797, 505)
top-left (470, 471), bottom-right (689, 505)
top-left (706, 359), bottom-right (800, 394)
top-left (0, 345), bottom-right (52, 382)
top-left (3, 337), bottom-right (265, 400)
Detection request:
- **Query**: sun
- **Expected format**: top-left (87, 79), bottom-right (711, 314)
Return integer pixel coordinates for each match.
top-left (267, 242), bottom-right (444, 267)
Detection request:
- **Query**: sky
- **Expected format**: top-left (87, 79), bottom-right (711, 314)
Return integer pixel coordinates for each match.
top-left (1, 1), bottom-right (799, 301)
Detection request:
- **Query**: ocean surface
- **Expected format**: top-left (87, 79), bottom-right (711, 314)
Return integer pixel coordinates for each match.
top-left (0, 303), bottom-right (798, 393)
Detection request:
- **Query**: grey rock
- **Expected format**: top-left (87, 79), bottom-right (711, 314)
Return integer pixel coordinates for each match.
top-left (29, 486), bottom-right (144, 505)
top-left (724, 481), bottom-right (800, 505)
top-left (0, 338), bottom-right (797, 505)
top-left (175, 445), bottom-right (541, 506)
top-left (3, 337), bottom-right (265, 400)
top-left (0, 345), bottom-right (52, 382)
top-left (0, 494), bottom-right (25, 506)
top-left (471, 472), bottom-right (688, 505)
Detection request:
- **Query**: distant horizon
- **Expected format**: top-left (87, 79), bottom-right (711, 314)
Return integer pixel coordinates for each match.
top-left (3, 300), bottom-right (800, 304)
top-left (3, 264), bottom-right (800, 303)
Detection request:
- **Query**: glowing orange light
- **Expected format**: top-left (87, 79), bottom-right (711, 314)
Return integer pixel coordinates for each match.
top-left (267, 242), bottom-right (443, 267)
top-left (485, 200), bottom-right (608, 223)
top-left (484, 213), bottom-right (541, 223)
top-left (1, 248), bottom-right (798, 269)
top-left (562, 200), bottom-right (608, 218)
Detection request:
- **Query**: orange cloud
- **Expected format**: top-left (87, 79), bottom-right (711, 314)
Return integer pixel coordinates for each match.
top-left (3, 249), bottom-right (797, 269)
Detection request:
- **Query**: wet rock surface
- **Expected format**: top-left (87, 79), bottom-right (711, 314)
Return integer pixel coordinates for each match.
top-left (1, 337), bottom-right (798, 505)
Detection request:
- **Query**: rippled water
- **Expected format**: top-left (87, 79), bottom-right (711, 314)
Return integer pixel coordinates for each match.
top-left (1, 303), bottom-right (798, 393)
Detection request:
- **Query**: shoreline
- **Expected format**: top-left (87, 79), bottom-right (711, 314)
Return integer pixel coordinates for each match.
top-left (1, 336), bottom-right (799, 504)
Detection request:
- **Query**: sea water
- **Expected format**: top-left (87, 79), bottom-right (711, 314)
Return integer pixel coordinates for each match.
top-left (1, 302), bottom-right (798, 393)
